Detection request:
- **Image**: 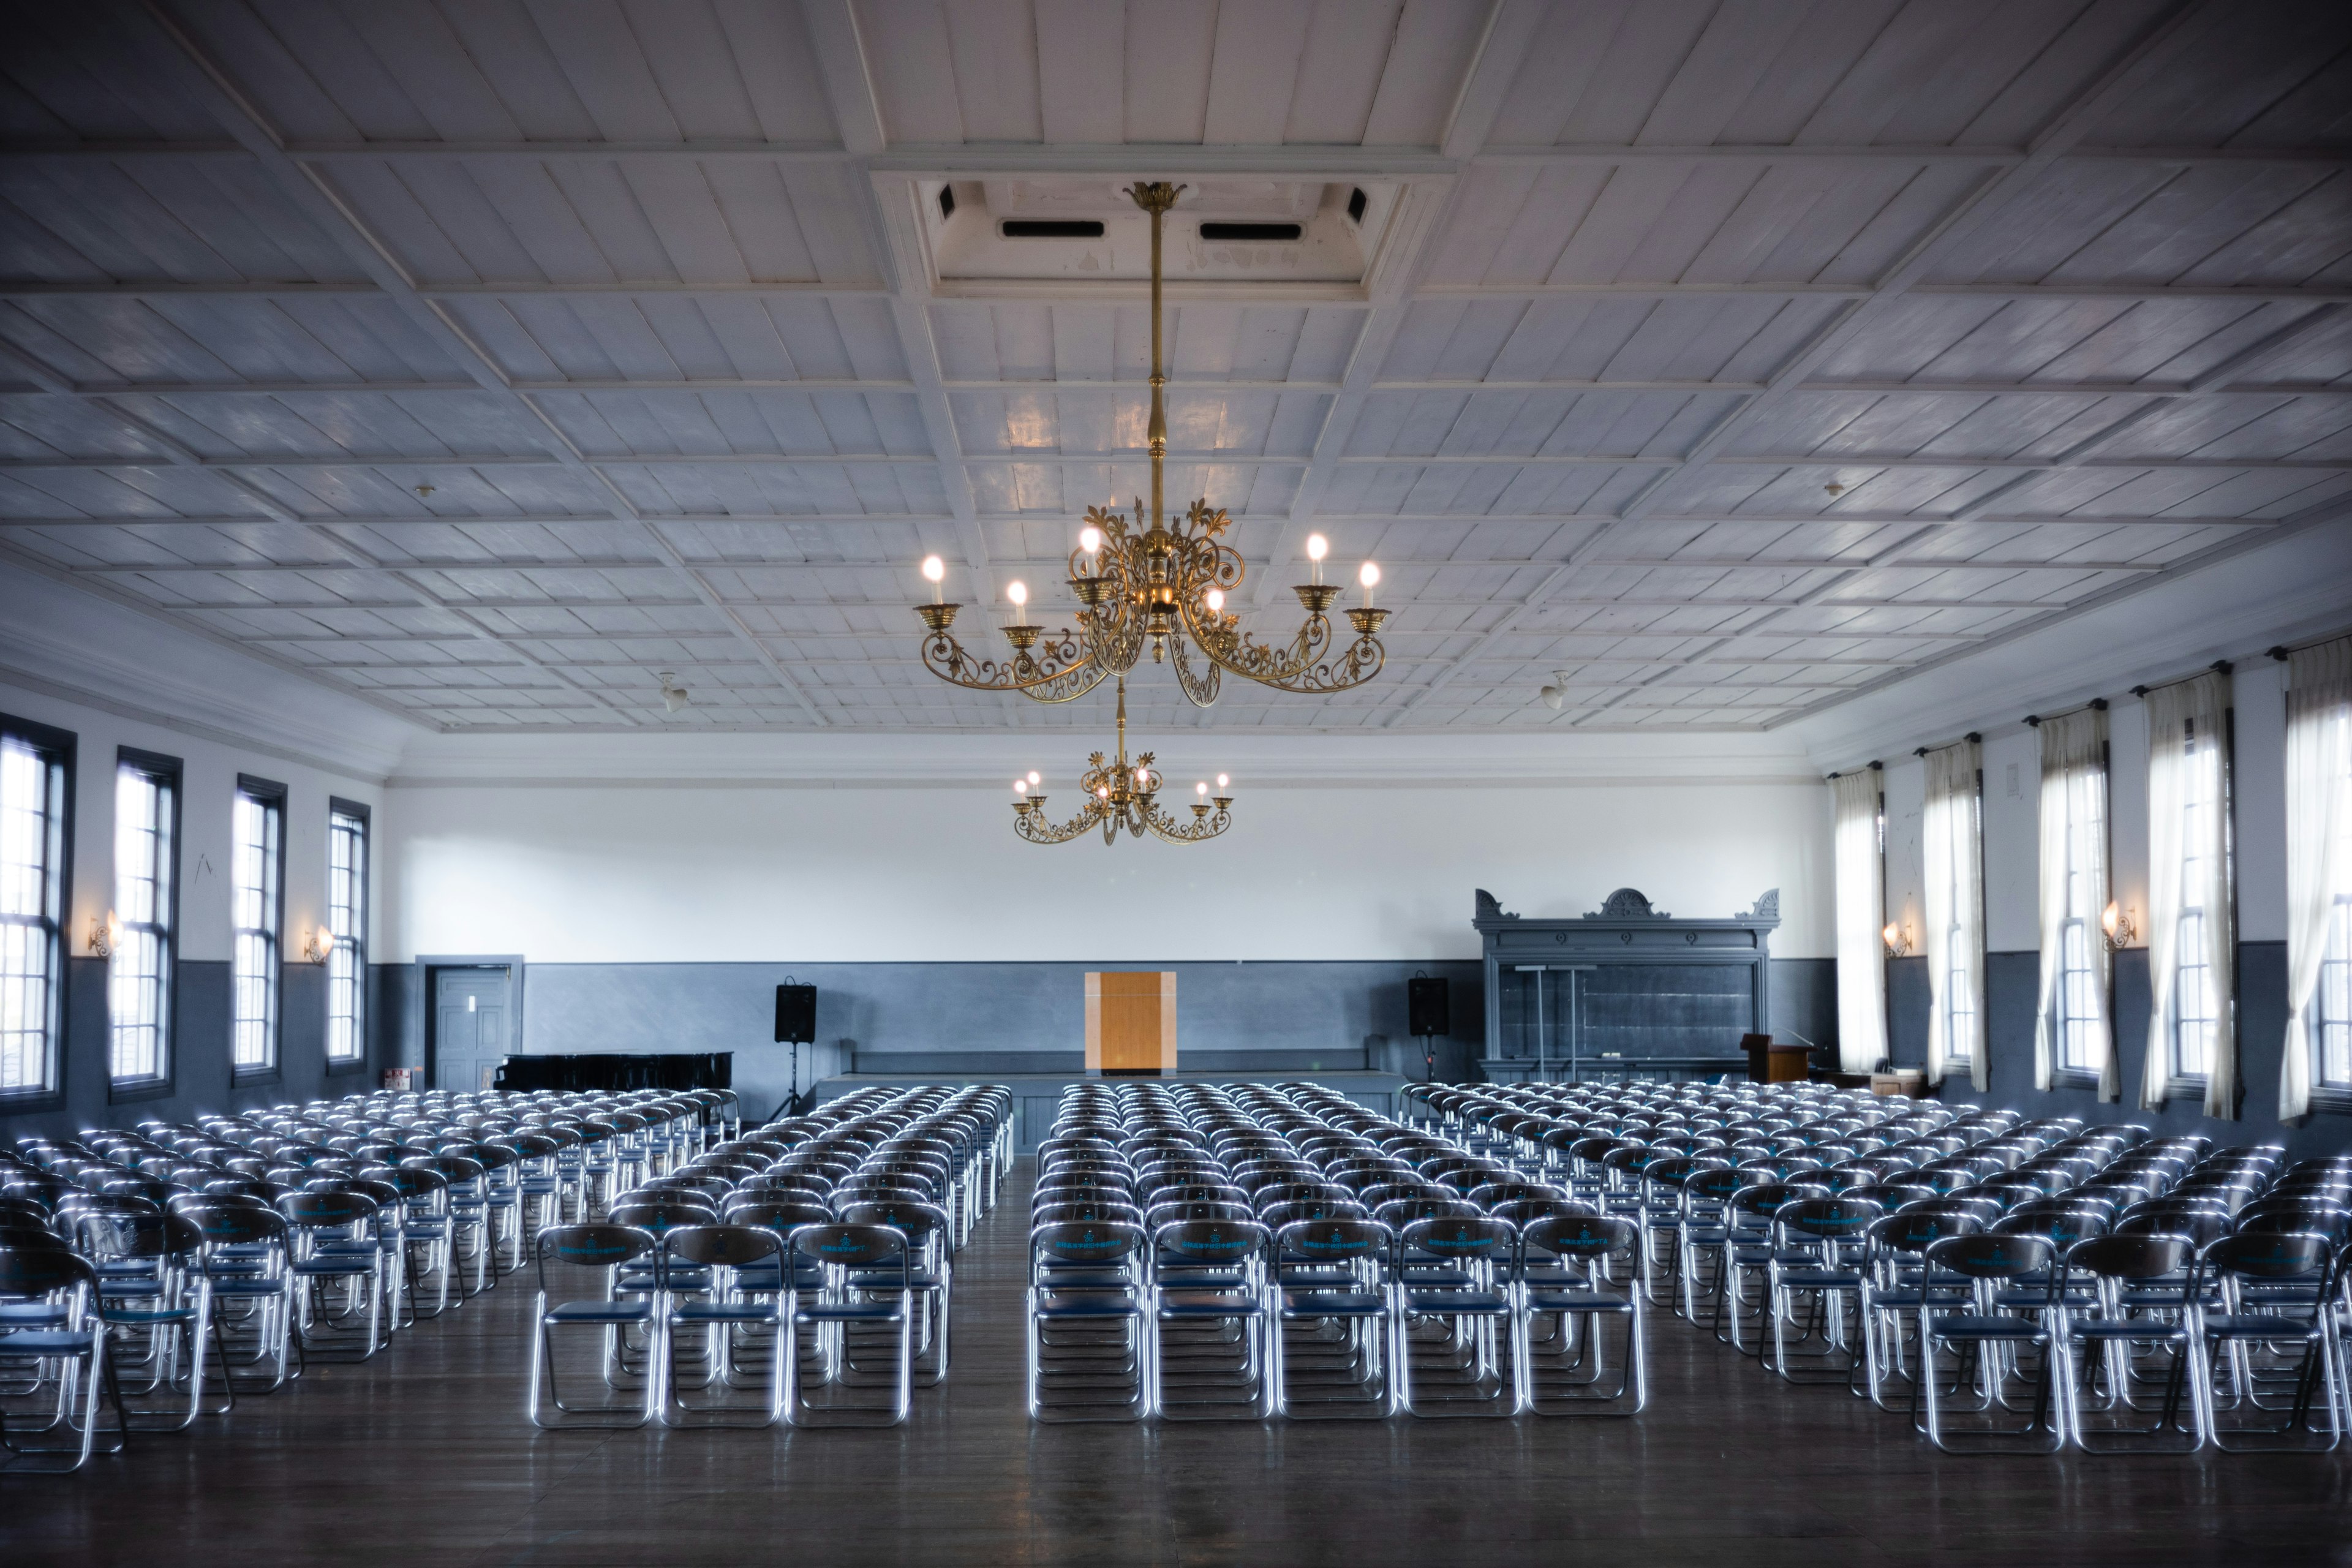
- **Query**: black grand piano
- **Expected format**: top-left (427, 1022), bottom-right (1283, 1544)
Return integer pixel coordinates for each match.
top-left (492, 1052), bottom-right (732, 1093)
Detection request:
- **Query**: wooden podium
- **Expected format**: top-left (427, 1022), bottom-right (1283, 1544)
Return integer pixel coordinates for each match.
top-left (1086, 971), bottom-right (1176, 1076)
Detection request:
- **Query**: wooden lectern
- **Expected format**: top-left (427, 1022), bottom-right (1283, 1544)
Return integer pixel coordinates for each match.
top-left (1087, 971), bottom-right (1176, 1075)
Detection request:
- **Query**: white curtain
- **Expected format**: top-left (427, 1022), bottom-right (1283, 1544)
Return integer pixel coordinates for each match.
top-left (1832, 769), bottom-right (1887, 1073)
top-left (2139, 670), bottom-right (2235, 1116)
top-left (1922, 741), bottom-right (1986, 1091)
top-left (2281, 635), bottom-right (2352, 1121)
top-left (2031, 709), bottom-right (2114, 1098)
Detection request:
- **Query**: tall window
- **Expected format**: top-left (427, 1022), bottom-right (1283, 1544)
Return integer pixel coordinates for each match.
top-left (0, 718), bottom-right (70, 1100)
top-left (2057, 762), bottom-right (2108, 1072)
top-left (2173, 714), bottom-right (2230, 1080)
top-left (2288, 636), bottom-right (2352, 1102)
top-left (110, 752), bottom-right (179, 1087)
top-left (1923, 741), bottom-right (1983, 1085)
top-left (326, 801), bottom-right (368, 1066)
top-left (230, 777), bottom-right (285, 1079)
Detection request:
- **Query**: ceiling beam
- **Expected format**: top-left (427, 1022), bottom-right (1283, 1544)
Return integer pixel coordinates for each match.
top-left (9, 138), bottom-right (2339, 170)
top-left (0, 510), bottom-right (2279, 532)
top-left (10, 448), bottom-right (2346, 475)
top-left (57, 552), bottom-right (2168, 579)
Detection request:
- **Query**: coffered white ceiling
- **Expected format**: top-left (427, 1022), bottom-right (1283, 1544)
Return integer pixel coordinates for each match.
top-left (0, 0), bottom-right (2348, 736)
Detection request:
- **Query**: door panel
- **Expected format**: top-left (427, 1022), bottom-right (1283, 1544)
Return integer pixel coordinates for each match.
top-left (431, 967), bottom-right (513, 1091)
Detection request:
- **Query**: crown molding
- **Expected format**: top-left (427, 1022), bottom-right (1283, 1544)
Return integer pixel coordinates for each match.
top-left (0, 561), bottom-right (420, 780)
top-left (1784, 526), bottom-right (2352, 772)
top-left (385, 725), bottom-right (1817, 790)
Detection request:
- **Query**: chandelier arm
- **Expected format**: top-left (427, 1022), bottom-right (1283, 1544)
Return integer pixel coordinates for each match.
top-left (1169, 630), bottom-right (1221, 707)
top-left (1014, 800), bottom-right (1102, 845)
top-left (1175, 600), bottom-right (1381, 693)
top-left (1142, 799), bottom-right (1231, 844)
top-left (919, 625), bottom-right (1095, 693)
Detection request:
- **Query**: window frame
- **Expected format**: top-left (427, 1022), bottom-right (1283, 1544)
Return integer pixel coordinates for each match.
top-left (324, 797), bottom-right (370, 1074)
top-left (1934, 761), bottom-right (1983, 1074)
top-left (2311, 698), bottom-right (2352, 1112)
top-left (0, 712), bottom-right (74, 1110)
top-left (2051, 741), bottom-right (2111, 1091)
top-left (229, 774), bottom-right (286, 1085)
top-left (2166, 708), bottom-right (2237, 1096)
top-left (109, 747), bottom-right (181, 1101)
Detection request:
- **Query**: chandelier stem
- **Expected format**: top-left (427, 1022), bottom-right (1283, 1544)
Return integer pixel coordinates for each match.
top-left (1115, 674), bottom-right (1127, 766)
top-left (1148, 198), bottom-right (1166, 531)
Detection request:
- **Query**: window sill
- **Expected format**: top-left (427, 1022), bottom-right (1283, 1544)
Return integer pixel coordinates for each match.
top-left (231, 1068), bottom-right (281, 1088)
top-left (2306, 1087), bottom-right (2352, 1116)
top-left (108, 1078), bottom-right (176, 1106)
top-left (2164, 1074), bottom-right (2210, 1104)
top-left (325, 1057), bottom-right (369, 1077)
top-left (2050, 1069), bottom-right (2101, 1092)
top-left (0, 1089), bottom-right (64, 1115)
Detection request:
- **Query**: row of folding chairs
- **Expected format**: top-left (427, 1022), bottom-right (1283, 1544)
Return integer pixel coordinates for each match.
top-left (1414, 1078), bottom-right (2351, 1453)
top-left (0, 1084), bottom-right (734, 1472)
top-left (527, 1084), bottom-right (1009, 1429)
top-left (1024, 1080), bottom-right (1652, 1421)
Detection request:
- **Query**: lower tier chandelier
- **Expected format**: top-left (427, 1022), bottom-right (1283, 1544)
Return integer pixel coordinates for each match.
top-left (1010, 675), bottom-right (1233, 846)
top-left (913, 179), bottom-right (1389, 846)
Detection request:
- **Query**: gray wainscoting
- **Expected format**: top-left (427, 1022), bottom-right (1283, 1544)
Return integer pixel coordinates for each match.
top-left (1888, 941), bottom-right (2346, 1158)
top-left (0, 959), bottom-right (398, 1140)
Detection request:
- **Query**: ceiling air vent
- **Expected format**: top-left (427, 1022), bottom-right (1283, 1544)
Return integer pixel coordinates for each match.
top-left (1198, 222), bottom-right (1302, 241)
top-left (1001, 219), bottom-right (1105, 238)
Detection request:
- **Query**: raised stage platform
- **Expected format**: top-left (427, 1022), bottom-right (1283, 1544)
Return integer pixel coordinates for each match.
top-left (810, 1069), bottom-right (1418, 1153)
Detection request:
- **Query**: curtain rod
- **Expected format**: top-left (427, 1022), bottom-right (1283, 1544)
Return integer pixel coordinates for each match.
top-left (2130, 657), bottom-right (2232, 699)
top-left (2024, 698), bottom-right (2108, 728)
top-left (1822, 758), bottom-right (1884, 782)
top-left (1912, 731), bottom-right (1982, 758)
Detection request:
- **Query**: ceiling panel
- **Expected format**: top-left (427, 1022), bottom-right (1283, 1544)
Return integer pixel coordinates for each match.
top-left (0, 0), bottom-right (2345, 734)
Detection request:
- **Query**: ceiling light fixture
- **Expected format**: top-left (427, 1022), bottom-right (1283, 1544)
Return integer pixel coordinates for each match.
top-left (657, 671), bottom-right (690, 714)
top-left (1011, 675), bottom-right (1232, 846)
top-left (1539, 671), bottom-right (1567, 711)
top-left (911, 180), bottom-right (1390, 708)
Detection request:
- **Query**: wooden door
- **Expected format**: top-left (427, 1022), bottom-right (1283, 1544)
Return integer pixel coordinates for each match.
top-left (1086, 971), bottom-right (1176, 1074)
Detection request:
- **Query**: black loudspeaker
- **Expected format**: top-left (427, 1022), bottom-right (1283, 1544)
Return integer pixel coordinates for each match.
top-left (774, 984), bottom-right (816, 1045)
top-left (1408, 976), bottom-right (1449, 1039)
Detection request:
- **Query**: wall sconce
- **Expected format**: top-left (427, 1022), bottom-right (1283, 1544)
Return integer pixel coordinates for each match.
top-left (302, 925), bottom-right (335, 965)
top-left (2101, 902), bottom-right (2137, 952)
top-left (1882, 922), bottom-right (1912, 959)
top-left (87, 912), bottom-right (116, 958)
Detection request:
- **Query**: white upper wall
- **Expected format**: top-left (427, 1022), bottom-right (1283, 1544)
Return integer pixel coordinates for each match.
top-left (381, 731), bottom-right (1833, 963)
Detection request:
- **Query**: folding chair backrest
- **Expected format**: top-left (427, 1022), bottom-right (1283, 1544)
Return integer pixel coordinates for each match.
top-left (1776, 1196), bottom-right (1883, 1243)
top-left (1273, 1214), bottom-right (1390, 1264)
top-left (2064, 1232), bottom-right (2192, 1284)
top-left (1398, 1215), bottom-right (1513, 1266)
top-left (839, 1199), bottom-right (950, 1253)
top-left (791, 1223), bottom-right (909, 1270)
top-left (2199, 1231), bottom-right (2334, 1282)
top-left (1924, 1231), bottom-right (2056, 1280)
top-left (1521, 1212), bottom-right (1636, 1262)
top-left (0, 1242), bottom-right (96, 1298)
top-left (662, 1223), bottom-right (784, 1270)
top-left (1152, 1218), bottom-right (1270, 1267)
top-left (609, 1198), bottom-right (714, 1235)
top-left (1029, 1220), bottom-right (1143, 1276)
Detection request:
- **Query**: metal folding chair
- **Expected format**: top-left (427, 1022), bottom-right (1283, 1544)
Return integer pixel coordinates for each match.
top-left (658, 1225), bottom-right (785, 1428)
top-left (1517, 1213), bottom-right (1646, 1417)
top-left (783, 1223), bottom-right (914, 1427)
top-left (0, 1245), bottom-right (129, 1473)
top-left (1394, 1215), bottom-right (1517, 1417)
top-left (2056, 1233), bottom-right (2206, 1453)
top-left (1912, 1232), bottom-right (2064, 1453)
top-left (1270, 1218), bottom-right (1396, 1419)
top-left (526, 1223), bottom-right (660, 1429)
top-left (1027, 1219), bottom-right (1148, 1422)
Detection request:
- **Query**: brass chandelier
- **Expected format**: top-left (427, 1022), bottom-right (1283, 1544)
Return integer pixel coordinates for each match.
top-left (911, 180), bottom-right (1390, 710)
top-left (1009, 675), bottom-right (1233, 846)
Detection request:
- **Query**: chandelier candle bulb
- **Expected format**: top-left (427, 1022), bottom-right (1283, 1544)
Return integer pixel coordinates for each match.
top-left (1359, 560), bottom-right (1380, 608)
top-left (921, 554), bottom-right (944, 601)
top-left (1307, 533), bottom-right (1329, 585)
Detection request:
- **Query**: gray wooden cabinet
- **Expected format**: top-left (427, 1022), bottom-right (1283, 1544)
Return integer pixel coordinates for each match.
top-left (1472, 887), bottom-right (1780, 1083)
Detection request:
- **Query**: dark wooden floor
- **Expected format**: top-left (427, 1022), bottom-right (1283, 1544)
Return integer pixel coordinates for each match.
top-left (11, 1162), bottom-right (2351, 1567)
